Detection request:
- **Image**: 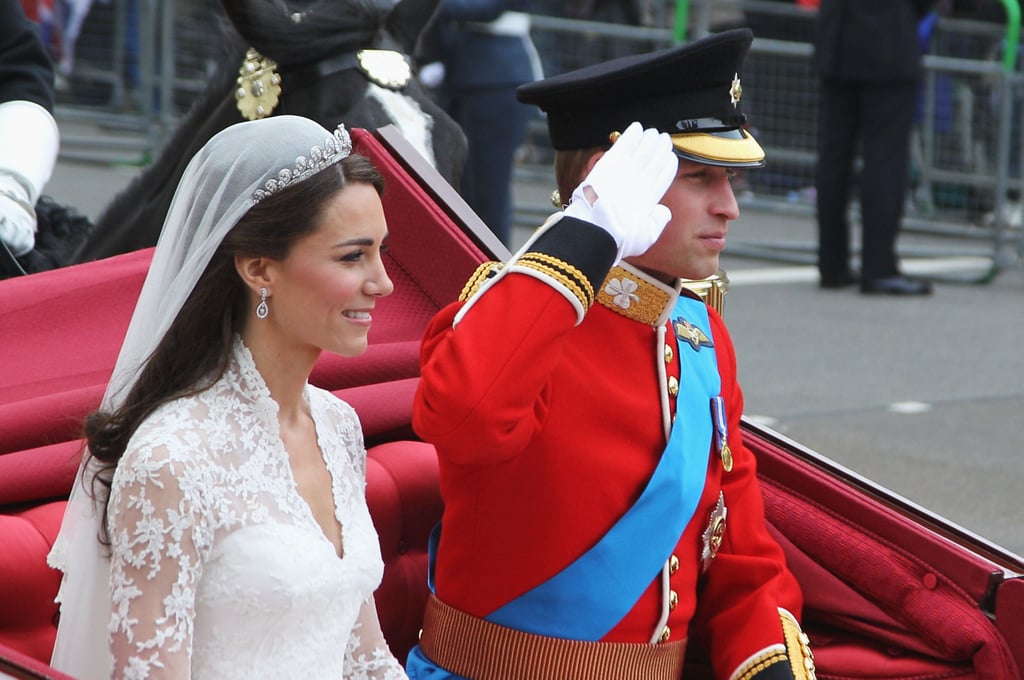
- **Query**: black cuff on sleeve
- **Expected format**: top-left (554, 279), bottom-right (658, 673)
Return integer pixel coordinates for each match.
top-left (747, 662), bottom-right (796, 680)
top-left (527, 216), bottom-right (618, 296)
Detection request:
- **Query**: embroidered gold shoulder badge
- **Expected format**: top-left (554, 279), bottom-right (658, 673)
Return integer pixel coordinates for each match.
top-left (673, 317), bottom-right (713, 351)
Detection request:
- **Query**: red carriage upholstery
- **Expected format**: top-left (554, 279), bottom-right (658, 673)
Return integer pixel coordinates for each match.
top-left (0, 441), bottom-right (78, 667)
top-left (749, 426), bottom-right (1022, 679)
top-left (1, 126), bottom-right (1021, 679)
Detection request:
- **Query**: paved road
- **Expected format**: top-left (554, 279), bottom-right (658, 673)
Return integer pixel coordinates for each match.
top-left (46, 135), bottom-right (1024, 559)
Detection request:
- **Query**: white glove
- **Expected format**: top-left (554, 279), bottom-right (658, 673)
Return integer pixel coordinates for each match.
top-left (563, 121), bottom-right (677, 261)
top-left (0, 176), bottom-right (36, 256)
top-left (0, 101), bottom-right (60, 256)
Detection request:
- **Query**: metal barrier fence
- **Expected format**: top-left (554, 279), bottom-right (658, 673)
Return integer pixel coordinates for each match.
top-left (523, 0), bottom-right (1024, 280)
top-left (49, 0), bottom-right (221, 164)
top-left (46, 0), bottom-right (1024, 279)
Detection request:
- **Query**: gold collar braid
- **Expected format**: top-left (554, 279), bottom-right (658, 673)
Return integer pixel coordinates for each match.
top-left (596, 265), bottom-right (729, 325)
top-left (596, 265), bottom-right (677, 326)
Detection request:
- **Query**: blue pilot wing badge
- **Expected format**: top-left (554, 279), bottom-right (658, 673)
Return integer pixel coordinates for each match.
top-left (673, 316), bottom-right (713, 351)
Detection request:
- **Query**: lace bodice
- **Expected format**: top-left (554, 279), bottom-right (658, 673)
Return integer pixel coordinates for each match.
top-left (106, 338), bottom-right (407, 679)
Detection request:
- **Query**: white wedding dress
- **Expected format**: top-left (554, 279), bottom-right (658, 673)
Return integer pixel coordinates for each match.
top-left (104, 337), bottom-right (407, 679)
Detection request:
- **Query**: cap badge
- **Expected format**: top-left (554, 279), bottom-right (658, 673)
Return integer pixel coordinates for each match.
top-left (673, 316), bottom-right (713, 352)
top-left (729, 73), bottom-right (742, 108)
top-left (701, 492), bottom-right (728, 572)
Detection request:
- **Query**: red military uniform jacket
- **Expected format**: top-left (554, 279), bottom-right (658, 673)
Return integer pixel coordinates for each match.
top-left (413, 215), bottom-right (814, 679)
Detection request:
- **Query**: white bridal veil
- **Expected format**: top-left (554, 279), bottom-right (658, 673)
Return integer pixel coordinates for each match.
top-left (46, 115), bottom-right (352, 679)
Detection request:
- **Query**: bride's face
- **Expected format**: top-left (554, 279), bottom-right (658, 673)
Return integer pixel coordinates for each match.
top-left (264, 182), bottom-right (393, 358)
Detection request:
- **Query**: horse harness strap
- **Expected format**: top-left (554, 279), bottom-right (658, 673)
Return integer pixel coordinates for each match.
top-left (236, 45), bottom-right (413, 121)
top-left (419, 595), bottom-right (688, 680)
top-left (279, 49), bottom-right (412, 92)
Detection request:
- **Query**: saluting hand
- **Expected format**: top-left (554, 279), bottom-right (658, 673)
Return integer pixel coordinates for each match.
top-left (563, 121), bottom-right (677, 262)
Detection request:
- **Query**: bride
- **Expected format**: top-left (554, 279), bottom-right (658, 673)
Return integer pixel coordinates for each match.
top-left (47, 115), bottom-right (408, 679)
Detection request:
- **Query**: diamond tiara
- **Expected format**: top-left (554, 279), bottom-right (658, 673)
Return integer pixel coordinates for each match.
top-left (252, 124), bottom-right (353, 203)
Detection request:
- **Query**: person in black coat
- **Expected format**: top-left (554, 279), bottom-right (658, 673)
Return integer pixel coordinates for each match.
top-left (423, 0), bottom-right (542, 246)
top-left (813, 0), bottom-right (936, 295)
top-left (0, 0), bottom-right (61, 271)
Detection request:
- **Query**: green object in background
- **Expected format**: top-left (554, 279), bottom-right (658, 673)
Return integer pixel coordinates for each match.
top-left (998, 0), bottom-right (1020, 72)
top-left (674, 0), bottom-right (689, 43)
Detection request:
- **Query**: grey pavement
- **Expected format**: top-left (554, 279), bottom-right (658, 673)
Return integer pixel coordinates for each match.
top-left (45, 130), bottom-right (1024, 558)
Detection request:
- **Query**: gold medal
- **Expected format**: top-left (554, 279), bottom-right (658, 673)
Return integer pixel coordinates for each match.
top-left (720, 442), bottom-right (733, 472)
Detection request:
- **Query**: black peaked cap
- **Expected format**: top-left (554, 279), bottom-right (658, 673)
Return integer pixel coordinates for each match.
top-left (516, 28), bottom-right (759, 161)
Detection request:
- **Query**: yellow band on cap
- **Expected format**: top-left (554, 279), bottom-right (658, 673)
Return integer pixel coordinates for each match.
top-left (671, 129), bottom-right (765, 165)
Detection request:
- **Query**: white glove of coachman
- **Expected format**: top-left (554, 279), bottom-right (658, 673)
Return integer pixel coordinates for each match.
top-left (563, 121), bottom-right (677, 261)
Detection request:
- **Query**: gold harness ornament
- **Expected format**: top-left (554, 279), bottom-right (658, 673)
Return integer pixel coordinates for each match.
top-left (235, 48), bottom-right (282, 121)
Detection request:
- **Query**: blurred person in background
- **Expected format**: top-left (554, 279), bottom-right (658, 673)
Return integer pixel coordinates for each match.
top-left (0, 0), bottom-right (61, 274)
top-left (421, 0), bottom-right (542, 246)
top-left (813, 0), bottom-right (936, 295)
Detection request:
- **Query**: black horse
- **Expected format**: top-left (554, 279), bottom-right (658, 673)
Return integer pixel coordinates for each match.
top-left (69, 0), bottom-right (467, 264)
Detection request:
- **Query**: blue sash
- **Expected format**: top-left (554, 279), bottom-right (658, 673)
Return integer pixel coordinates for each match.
top-left (407, 296), bottom-right (721, 677)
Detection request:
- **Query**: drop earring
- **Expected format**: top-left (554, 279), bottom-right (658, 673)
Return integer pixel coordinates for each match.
top-left (256, 287), bottom-right (269, 319)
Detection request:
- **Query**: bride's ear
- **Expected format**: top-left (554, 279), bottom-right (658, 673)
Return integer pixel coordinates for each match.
top-left (235, 255), bottom-right (272, 295)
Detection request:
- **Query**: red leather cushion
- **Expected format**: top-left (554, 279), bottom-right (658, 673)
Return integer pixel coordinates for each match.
top-left (0, 440), bottom-right (81, 507)
top-left (366, 440), bottom-right (443, 664)
top-left (336, 378), bottom-right (419, 446)
top-left (0, 249), bottom-right (150, 456)
top-left (0, 502), bottom-right (66, 663)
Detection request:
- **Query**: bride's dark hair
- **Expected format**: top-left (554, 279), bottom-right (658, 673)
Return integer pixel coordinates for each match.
top-left (84, 154), bottom-right (384, 543)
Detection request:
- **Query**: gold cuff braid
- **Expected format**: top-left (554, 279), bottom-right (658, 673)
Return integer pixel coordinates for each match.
top-left (779, 608), bottom-right (816, 680)
top-left (730, 610), bottom-right (815, 680)
top-left (734, 649), bottom-right (788, 680)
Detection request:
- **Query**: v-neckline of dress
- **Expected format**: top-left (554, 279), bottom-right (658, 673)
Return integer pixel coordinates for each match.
top-left (232, 336), bottom-right (348, 561)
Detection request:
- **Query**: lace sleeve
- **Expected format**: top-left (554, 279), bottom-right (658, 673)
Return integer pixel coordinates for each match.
top-left (107, 443), bottom-right (206, 679)
top-left (343, 596), bottom-right (409, 679)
